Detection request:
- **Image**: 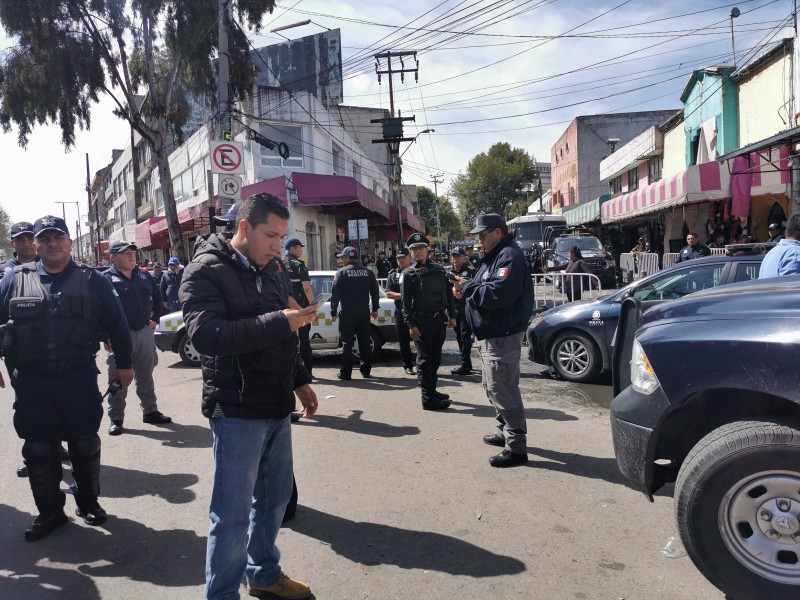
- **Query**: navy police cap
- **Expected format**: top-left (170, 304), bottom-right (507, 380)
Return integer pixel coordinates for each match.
top-left (406, 233), bottom-right (428, 248)
top-left (469, 213), bottom-right (506, 234)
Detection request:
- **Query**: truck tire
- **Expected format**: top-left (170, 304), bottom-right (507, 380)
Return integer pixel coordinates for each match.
top-left (548, 331), bottom-right (600, 383)
top-left (675, 419), bottom-right (800, 600)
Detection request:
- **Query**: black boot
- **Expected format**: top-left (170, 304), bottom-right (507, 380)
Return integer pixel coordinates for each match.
top-left (22, 441), bottom-right (67, 542)
top-left (68, 436), bottom-right (107, 526)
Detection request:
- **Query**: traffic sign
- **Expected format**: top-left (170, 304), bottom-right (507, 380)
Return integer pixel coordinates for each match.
top-left (210, 140), bottom-right (244, 174)
top-left (219, 175), bottom-right (242, 201)
top-left (348, 219), bottom-right (368, 240)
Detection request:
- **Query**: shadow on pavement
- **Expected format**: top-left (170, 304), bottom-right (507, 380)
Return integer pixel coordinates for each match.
top-left (296, 410), bottom-right (420, 438)
top-left (0, 503), bottom-right (205, 597)
top-left (120, 421), bottom-right (213, 448)
top-left (313, 375), bottom-right (419, 392)
top-left (525, 446), bottom-right (634, 489)
top-left (450, 400), bottom-right (579, 422)
top-left (99, 464), bottom-right (199, 504)
top-left (287, 506), bottom-right (526, 577)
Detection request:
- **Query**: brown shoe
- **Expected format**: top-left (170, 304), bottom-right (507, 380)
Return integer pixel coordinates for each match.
top-left (247, 574), bottom-right (311, 599)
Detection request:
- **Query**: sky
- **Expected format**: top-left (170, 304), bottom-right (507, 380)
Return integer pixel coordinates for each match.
top-left (0, 0), bottom-right (795, 225)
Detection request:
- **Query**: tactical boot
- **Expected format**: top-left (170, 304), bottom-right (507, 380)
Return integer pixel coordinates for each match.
top-left (450, 365), bottom-right (472, 376)
top-left (69, 436), bottom-right (107, 526)
top-left (489, 449), bottom-right (529, 468)
top-left (23, 441), bottom-right (67, 542)
top-left (337, 370), bottom-right (351, 381)
top-left (25, 511), bottom-right (68, 542)
top-left (483, 433), bottom-right (505, 447)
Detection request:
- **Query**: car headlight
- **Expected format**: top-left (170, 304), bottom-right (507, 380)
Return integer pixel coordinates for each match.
top-left (530, 316), bottom-right (546, 329)
top-left (630, 338), bottom-right (660, 394)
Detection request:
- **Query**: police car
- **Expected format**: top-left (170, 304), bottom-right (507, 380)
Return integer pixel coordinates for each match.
top-left (155, 270), bottom-right (398, 366)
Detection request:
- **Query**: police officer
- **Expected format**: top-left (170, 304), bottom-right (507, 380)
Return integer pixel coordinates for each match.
top-left (768, 223), bottom-right (785, 243)
top-left (375, 250), bottom-right (392, 279)
top-left (469, 247), bottom-right (482, 269)
top-left (449, 247), bottom-right (476, 375)
top-left (676, 232), bottom-right (711, 263)
top-left (401, 233), bottom-right (456, 410)
top-left (151, 261), bottom-right (164, 286)
top-left (330, 246), bottom-right (380, 380)
top-left (385, 247), bottom-right (415, 375)
top-left (160, 257), bottom-right (183, 312)
top-left (0, 221), bottom-right (37, 276)
top-left (104, 241), bottom-right (171, 436)
top-left (0, 215), bottom-right (134, 540)
top-left (283, 238), bottom-right (315, 375)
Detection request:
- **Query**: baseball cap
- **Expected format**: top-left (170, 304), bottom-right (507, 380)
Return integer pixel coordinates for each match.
top-left (153, 261), bottom-right (163, 268)
top-left (212, 202), bottom-right (241, 225)
top-left (33, 215), bottom-right (70, 237)
top-left (450, 247), bottom-right (466, 256)
top-left (336, 246), bottom-right (358, 259)
top-left (406, 233), bottom-right (429, 248)
top-left (285, 238), bottom-right (305, 249)
top-left (10, 222), bottom-right (34, 238)
top-left (168, 257), bottom-right (181, 266)
top-left (109, 241), bottom-right (138, 255)
top-left (396, 247), bottom-right (410, 258)
top-left (469, 213), bottom-right (506, 234)
top-left (768, 223), bottom-right (780, 230)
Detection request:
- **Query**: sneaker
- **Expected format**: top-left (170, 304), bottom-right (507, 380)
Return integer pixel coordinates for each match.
top-left (247, 574), bottom-right (311, 599)
top-left (489, 449), bottom-right (529, 468)
top-left (108, 420), bottom-right (124, 436)
top-left (142, 411), bottom-right (172, 425)
top-left (483, 433), bottom-right (505, 447)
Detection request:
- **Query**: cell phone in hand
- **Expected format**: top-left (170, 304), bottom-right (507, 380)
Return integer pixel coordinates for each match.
top-left (310, 292), bottom-right (331, 306)
top-left (446, 271), bottom-right (459, 282)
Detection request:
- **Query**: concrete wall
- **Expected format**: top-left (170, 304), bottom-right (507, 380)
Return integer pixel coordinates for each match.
top-left (662, 118), bottom-right (686, 178)
top-left (737, 51), bottom-right (793, 146)
top-left (335, 105), bottom-right (392, 179)
top-left (681, 69), bottom-right (738, 162)
top-left (550, 120), bottom-right (578, 210)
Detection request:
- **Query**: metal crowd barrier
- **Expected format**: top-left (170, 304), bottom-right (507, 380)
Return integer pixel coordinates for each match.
top-left (662, 253), bottom-right (679, 268)
top-left (378, 278), bottom-right (388, 289)
top-left (619, 252), bottom-right (661, 282)
top-left (531, 272), bottom-right (603, 311)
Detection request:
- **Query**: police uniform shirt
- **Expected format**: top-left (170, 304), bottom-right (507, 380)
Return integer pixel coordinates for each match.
top-left (282, 254), bottom-right (311, 308)
top-left (0, 260), bottom-right (134, 368)
top-left (386, 268), bottom-right (403, 311)
top-left (449, 261), bottom-right (476, 309)
top-left (376, 257), bottom-right (392, 279)
top-left (676, 244), bottom-right (711, 263)
top-left (400, 260), bottom-right (456, 329)
top-left (330, 263), bottom-right (380, 315)
top-left (105, 265), bottom-right (162, 330)
top-left (469, 254), bottom-right (481, 269)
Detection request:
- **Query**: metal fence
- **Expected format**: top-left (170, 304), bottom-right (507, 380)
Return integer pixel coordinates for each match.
top-left (532, 272), bottom-right (603, 311)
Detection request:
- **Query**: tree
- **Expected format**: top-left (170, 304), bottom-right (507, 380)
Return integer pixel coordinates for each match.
top-left (0, 0), bottom-right (276, 260)
top-left (0, 203), bottom-right (11, 260)
top-left (416, 186), bottom-right (462, 244)
top-left (451, 142), bottom-right (538, 228)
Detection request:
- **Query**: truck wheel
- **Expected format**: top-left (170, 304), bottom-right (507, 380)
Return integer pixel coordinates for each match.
top-left (675, 419), bottom-right (800, 600)
top-left (353, 327), bottom-right (384, 361)
top-left (549, 332), bottom-right (600, 383)
top-left (177, 331), bottom-right (201, 367)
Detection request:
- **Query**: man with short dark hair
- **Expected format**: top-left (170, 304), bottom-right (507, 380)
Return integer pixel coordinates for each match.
top-left (151, 261), bottom-right (164, 286)
top-left (283, 238), bottom-right (314, 376)
top-left (455, 214), bottom-right (533, 468)
top-left (181, 193), bottom-right (318, 600)
top-left (385, 248), bottom-right (415, 375)
top-left (676, 232), bottom-right (711, 263)
top-left (376, 250), bottom-right (392, 279)
top-left (104, 242), bottom-right (170, 436)
top-left (160, 257), bottom-right (183, 312)
top-left (330, 246), bottom-right (380, 380)
top-left (0, 216), bottom-right (134, 540)
top-left (759, 213), bottom-right (800, 278)
top-left (767, 222), bottom-right (785, 243)
top-left (0, 221), bottom-right (37, 275)
top-left (708, 233), bottom-right (726, 249)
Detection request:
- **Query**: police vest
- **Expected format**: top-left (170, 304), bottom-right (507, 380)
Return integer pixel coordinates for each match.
top-left (410, 262), bottom-right (448, 313)
top-left (2, 263), bottom-right (99, 373)
top-left (282, 255), bottom-right (309, 307)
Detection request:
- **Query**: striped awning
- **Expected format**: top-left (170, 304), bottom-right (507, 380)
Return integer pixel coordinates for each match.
top-left (565, 198), bottom-right (601, 226)
top-left (601, 162), bottom-right (731, 224)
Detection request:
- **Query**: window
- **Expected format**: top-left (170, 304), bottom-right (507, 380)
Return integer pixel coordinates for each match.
top-left (733, 263), bottom-right (760, 283)
top-left (648, 157), bottom-right (662, 184)
top-left (172, 176), bottom-right (184, 203)
top-left (632, 263), bottom-right (725, 301)
top-left (627, 168), bottom-right (638, 191)
top-left (155, 188), bottom-right (164, 214)
top-left (181, 170), bottom-right (193, 199)
top-left (352, 162), bottom-right (361, 183)
top-left (332, 145), bottom-right (344, 175)
top-left (191, 162), bottom-right (206, 193)
top-left (610, 175), bottom-right (622, 194)
top-left (259, 124), bottom-right (303, 168)
top-left (568, 186), bottom-right (575, 205)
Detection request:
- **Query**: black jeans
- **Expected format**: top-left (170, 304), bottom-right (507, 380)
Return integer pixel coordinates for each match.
top-left (414, 314), bottom-right (447, 400)
top-left (298, 323), bottom-right (313, 372)
top-left (339, 311), bottom-right (372, 374)
top-left (454, 312), bottom-right (473, 369)
top-left (394, 309), bottom-right (414, 368)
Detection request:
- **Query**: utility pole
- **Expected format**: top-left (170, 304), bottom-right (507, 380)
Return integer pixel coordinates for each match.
top-left (372, 51), bottom-right (419, 247)
top-left (85, 153), bottom-right (97, 265)
top-left (218, 0), bottom-right (231, 138)
top-left (430, 174), bottom-right (444, 256)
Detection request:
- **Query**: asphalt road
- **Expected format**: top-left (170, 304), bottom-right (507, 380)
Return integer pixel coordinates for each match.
top-left (0, 336), bottom-right (725, 599)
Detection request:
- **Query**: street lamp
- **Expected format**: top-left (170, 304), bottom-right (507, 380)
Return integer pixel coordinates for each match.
top-left (730, 7), bottom-right (741, 67)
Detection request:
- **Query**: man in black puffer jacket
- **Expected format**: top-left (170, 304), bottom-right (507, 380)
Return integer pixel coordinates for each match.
top-left (180, 193), bottom-right (319, 600)
top-left (455, 213), bottom-right (533, 469)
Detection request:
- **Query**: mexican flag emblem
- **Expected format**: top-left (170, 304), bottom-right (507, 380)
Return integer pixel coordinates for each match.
top-left (496, 267), bottom-right (510, 278)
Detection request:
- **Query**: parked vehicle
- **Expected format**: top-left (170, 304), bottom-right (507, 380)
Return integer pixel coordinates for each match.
top-left (610, 275), bottom-right (800, 600)
top-left (526, 249), bottom-right (766, 383)
top-left (155, 270), bottom-right (398, 366)
top-left (544, 231), bottom-right (617, 288)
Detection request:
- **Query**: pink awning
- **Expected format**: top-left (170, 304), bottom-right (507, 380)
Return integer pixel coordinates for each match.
top-left (240, 177), bottom-right (288, 204)
top-left (151, 202), bottom-right (210, 234)
top-left (292, 172), bottom-right (392, 220)
top-left (135, 216), bottom-right (165, 248)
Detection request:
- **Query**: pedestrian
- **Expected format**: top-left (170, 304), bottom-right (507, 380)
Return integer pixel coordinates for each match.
top-left (449, 247), bottom-right (476, 375)
top-left (375, 250), bottom-right (392, 279)
top-left (151, 261), bottom-right (164, 286)
top-left (767, 222), bottom-right (785, 243)
top-left (455, 213), bottom-right (533, 468)
top-left (0, 221), bottom-right (37, 276)
top-left (388, 249), bottom-right (398, 269)
top-left (401, 232), bottom-right (456, 410)
top-left (469, 247), bottom-right (481, 269)
top-left (675, 232), bottom-right (711, 263)
top-left (180, 192), bottom-right (318, 600)
top-left (759, 213), bottom-right (800, 278)
top-left (104, 241), bottom-right (171, 436)
top-left (0, 215), bottom-right (134, 540)
top-left (330, 246), bottom-right (380, 380)
top-left (283, 238), bottom-right (315, 376)
top-left (708, 233), bottom-right (726, 249)
top-left (547, 246), bottom-right (594, 302)
top-left (385, 247), bottom-right (415, 375)
top-left (160, 256), bottom-right (183, 312)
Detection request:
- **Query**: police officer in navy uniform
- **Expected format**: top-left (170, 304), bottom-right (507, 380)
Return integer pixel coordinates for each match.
top-left (449, 247), bottom-right (476, 375)
top-left (283, 238), bottom-right (315, 376)
top-left (330, 246), bottom-right (380, 380)
top-left (385, 247), bottom-right (415, 375)
top-left (469, 247), bottom-right (481, 269)
top-left (675, 232), bottom-right (711, 263)
top-left (375, 250), bottom-right (392, 279)
top-left (104, 241), bottom-right (171, 436)
top-left (0, 221), bottom-right (38, 275)
top-left (401, 233), bottom-right (456, 410)
top-left (0, 215), bottom-right (134, 540)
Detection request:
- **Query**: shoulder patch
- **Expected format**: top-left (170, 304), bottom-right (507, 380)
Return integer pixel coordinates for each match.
top-left (111, 289), bottom-right (119, 297)
top-left (496, 267), bottom-right (510, 278)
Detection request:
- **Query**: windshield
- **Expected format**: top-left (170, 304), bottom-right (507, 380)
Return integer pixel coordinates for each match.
top-left (556, 237), bottom-right (604, 253)
top-left (515, 222), bottom-right (548, 244)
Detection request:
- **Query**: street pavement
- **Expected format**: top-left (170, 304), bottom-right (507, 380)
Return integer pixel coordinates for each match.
top-left (0, 337), bottom-right (725, 599)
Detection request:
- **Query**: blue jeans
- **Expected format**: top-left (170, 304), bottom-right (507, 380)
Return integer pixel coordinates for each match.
top-left (205, 415), bottom-right (293, 600)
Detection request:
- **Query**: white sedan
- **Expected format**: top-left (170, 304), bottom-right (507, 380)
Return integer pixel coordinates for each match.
top-left (155, 270), bottom-right (398, 366)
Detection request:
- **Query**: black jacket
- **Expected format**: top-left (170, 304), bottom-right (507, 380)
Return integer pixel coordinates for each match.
top-left (330, 263), bottom-right (380, 316)
top-left (462, 233), bottom-right (533, 340)
top-left (105, 265), bottom-right (162, 329)
top-left (180, 233), bottom-right (311, 420)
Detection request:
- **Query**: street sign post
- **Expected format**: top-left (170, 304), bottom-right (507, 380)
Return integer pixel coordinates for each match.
top-left (210, 140), bottom-right (244, 174)
top-left (348, 219), bottom-right (369, 260)
top-left (219, 175), bottom-right (242, 201)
